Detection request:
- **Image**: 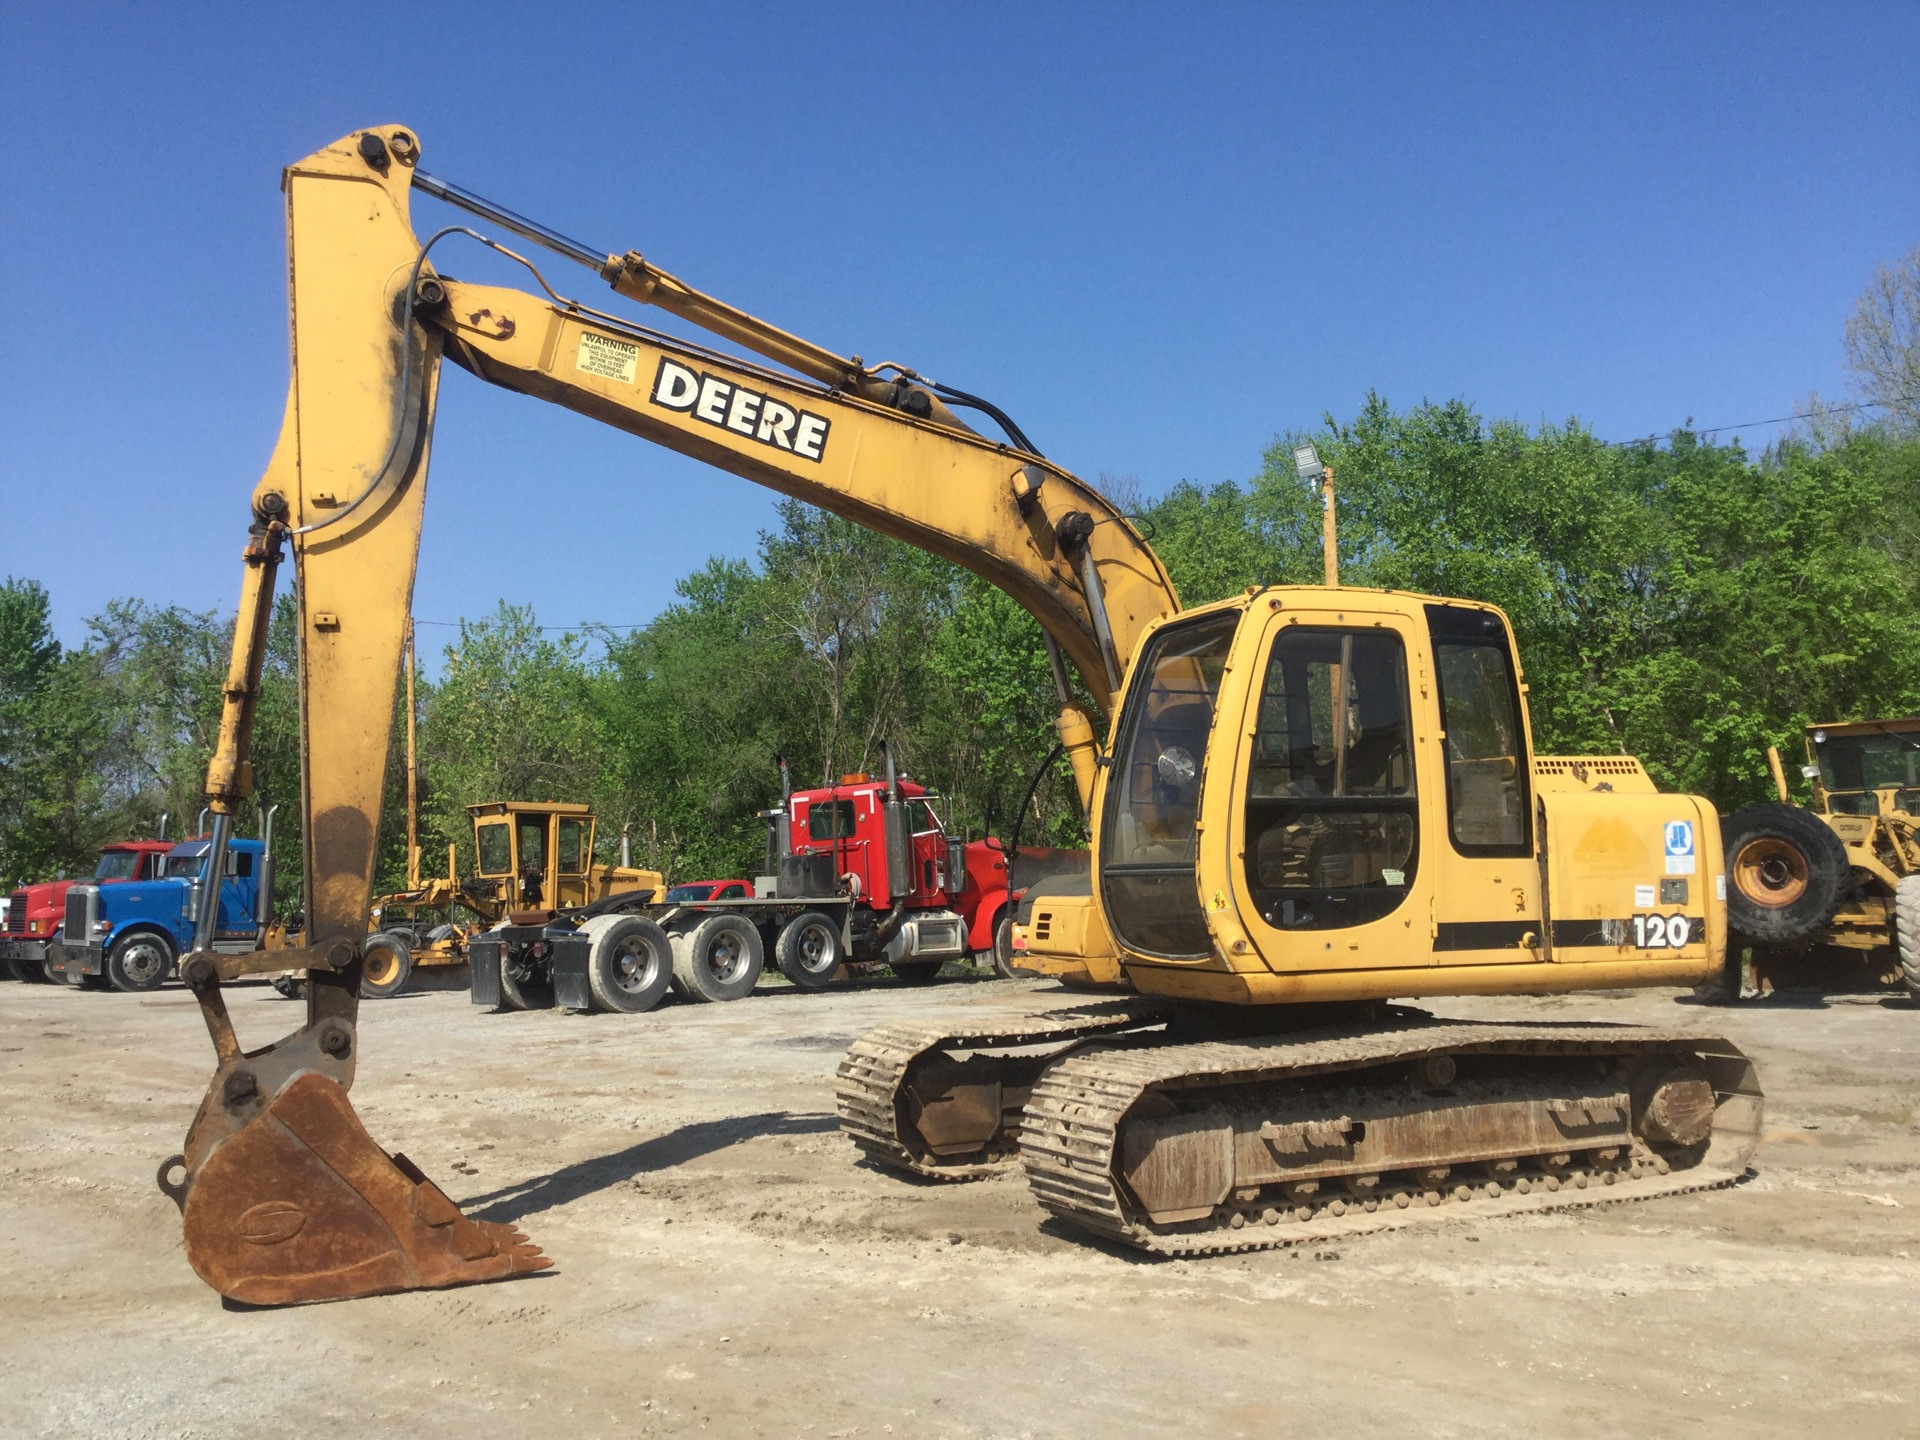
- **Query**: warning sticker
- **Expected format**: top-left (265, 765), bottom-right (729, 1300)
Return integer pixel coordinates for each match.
top-left (1664, 820), bottom-right (1696, 876)
top-left (1635, 884), bottom-right (1656, 908)
top-left (576, 332), bottom-right (639, 384)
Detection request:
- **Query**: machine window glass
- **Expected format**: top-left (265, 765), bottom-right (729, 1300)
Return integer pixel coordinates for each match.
top-left (1816, 731), bottom-right (1920, 797)
top-left (808, 801), bottom-right (857, 840)
top-left (229, 851), bottom-right (252, 878)
top-left (557, 818), bottom-right (586, 874)
top-left (94, 851), bottom-right (141, 881)
top-left (517, 819), bottom-right (546, 873)
top-left (1427, 605), bottom-right (1531, 855)
top-left (476, 822), bottom-right (511, 875)
top-left (716, 883), bottom-right (748, 900)
top-left (666, 883), bottom-right (719, 902)
top-left (909, 799), bottom-right (942, 835)
top-left (1243, 627), bottom-right (1418, 931)
top-left (1100, 612), bottom-right (1239, 958)
top-left (165, 853), bottom-right (205, 879)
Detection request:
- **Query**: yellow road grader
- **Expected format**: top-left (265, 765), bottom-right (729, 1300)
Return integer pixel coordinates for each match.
top-left (1721, 716), bottom-right (1920, 996)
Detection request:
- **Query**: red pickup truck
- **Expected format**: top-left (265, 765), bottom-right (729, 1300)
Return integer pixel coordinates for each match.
top-left (2, 840), bottom-right (174, 983)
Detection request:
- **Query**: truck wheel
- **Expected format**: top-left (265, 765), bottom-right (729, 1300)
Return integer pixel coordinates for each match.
top-left (1895, 875), bottom-right (1920, 1001)
top-left (359, 932), bottom-right (414, 999)
top-left (8, 954), bottom-right (43, 983)
top-left (586, 915), bottom-right (673, 1014)
top-left (671, 914), bottom-right (763, 1002)
top-left (498, 942), bottom-right (555, 1011)
top-left (1723, 803), bottom-right (1849, 945)
top-left (105, 932), bottom-right (175, 993)
top-left (890, 960), bottom-right (944, 985)
top-left (775, 911), bottom-right (844, 990)
top-left (989, 911), bottom-right (1017, 979)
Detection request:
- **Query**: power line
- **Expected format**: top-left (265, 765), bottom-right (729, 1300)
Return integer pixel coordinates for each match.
top-left (411, 618), bottom-right (649, 631)
top-left (1603, 396), bottom-right (1909, 448)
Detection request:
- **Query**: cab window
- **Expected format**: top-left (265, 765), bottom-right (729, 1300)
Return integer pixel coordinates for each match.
top-left (476, 822), bottom-right (511, 875)
top-left (909, 799), bottom-right (943, 835)
top-left (1428, 605), bottom-right (1530, 855)
top-left (94, 851), bottom-right (142, 881)
top-left (557, 818), bottom-right (587, 874)
top-left (1099, 612), bottom-right (1238, 958)
top-left (1244, 627), bottom-right (1418, 930)
top-left (808, 801), bottom-right (857, 840)
top-left (517, 818), bottom-right (547, 873)
top-left (715, 882), bottom-right (749, 900)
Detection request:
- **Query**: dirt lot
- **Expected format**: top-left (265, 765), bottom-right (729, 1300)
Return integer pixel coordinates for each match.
top-left (3, 972), bottom-right (1917, 1439)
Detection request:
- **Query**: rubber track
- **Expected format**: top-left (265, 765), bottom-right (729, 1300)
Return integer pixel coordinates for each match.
top-left (1019, 1020), bottom-right (1763, 1256)
top-left (835, 1000), bottom-right (1169, 1179)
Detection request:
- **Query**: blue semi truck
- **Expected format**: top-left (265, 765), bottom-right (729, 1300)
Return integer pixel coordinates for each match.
top-left (50, 826), bottom-right (277, 993)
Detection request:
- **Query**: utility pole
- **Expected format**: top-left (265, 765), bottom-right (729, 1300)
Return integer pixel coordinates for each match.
top-left (1320, 462), bottom-right (1339, 587)
top-left (405, 618), bottom-right (419, 890)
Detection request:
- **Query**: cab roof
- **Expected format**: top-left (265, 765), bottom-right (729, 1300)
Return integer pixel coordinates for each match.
top-left (1807, 716), bottom-right (1920, 737)
top-left (467, 801), bottom-right (595, 817)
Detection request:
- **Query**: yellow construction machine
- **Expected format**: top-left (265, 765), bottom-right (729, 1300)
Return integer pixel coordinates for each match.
top-left (162, 125), bottom-right (1762, 1304)
top-left (356, 799), bottom-right (662, 997)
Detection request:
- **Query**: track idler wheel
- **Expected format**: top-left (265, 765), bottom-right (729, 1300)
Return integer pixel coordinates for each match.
top-left (165, 1066), bottom-right (548, 1305)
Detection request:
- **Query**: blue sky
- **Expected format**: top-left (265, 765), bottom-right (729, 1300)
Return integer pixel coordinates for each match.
top-left (3, 2), bottom-right (1915, 652)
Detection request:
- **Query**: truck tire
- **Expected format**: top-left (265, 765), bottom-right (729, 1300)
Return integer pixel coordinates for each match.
top-left (1723, 803), bottom-right (1849, 945)
top-left (989, 910), bottom-right (1017, 979)
top-left (498, 939), bottom-right (555, 1011)
top-left (890, 960), bottom-right (945, 985)
top-left (1895, 875), bottom-right (1920, 1001)
top-left (775, 911), bottom-right (844, 990)
top-left (585, 915), bottom-right (673, 1013)
top-left (8, 954), bottom-right (44, 983)
top-left (105, 931), bottom-right (175, 993)
top-left (670, 913), bottom-right (763, 1002)
top-left (359, 932), bottom-right (413, 999)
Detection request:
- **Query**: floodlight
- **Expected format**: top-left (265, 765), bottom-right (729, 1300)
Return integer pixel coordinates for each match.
top-left (1293, 443), bottom-right (1324, 484)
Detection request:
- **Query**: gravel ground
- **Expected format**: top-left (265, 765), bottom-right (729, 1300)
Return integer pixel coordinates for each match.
top-left (2, 972), bottom-right (1917, 1439)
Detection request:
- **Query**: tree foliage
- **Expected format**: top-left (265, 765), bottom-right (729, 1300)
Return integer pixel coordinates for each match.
top-left (8, 401), bottom-right (1920, 899)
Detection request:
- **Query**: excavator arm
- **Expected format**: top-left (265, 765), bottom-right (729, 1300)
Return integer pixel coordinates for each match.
top-left (168, 123), bottom-right (1176, 1304)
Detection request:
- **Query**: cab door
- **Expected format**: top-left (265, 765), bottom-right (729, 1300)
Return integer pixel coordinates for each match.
top-left (473, 816), bottom-right (514, 912)
top-left (554, 816), bottom-right (591, 908)
top-left (1423, 603), bottom-right (1543, 964)
top-left (1226, 603), bottom-right (1435, 971)
top-left (513, 812), bottom-right (552, 909)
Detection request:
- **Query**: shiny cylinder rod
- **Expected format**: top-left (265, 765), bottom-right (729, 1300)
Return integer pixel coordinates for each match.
top-left (411, 169), bottom-right (611, 275)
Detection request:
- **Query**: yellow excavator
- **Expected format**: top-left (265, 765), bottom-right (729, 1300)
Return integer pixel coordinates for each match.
top-left (163, 124), bottom-right (1762, 1304)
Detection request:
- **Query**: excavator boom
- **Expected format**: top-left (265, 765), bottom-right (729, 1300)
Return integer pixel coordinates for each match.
top-left (170, 123), bottom-right (1175, 1303)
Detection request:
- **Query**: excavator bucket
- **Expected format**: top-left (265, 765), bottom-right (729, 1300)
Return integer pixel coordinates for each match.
top-left (167, 1069), bottom-right (548, 1306)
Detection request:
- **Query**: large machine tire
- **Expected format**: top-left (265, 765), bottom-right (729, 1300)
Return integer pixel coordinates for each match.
top-left (890, 960), bottom-right (945, 985)
top-left (8, 953), bottom-right (44, 983)
top-left (359, 932), bottom-right (414, 999)
top-left (774, 910), bottom-right (844, 990)
top-left (1723, 803), bottom-right (1849, 945)
top-left (585, 915), bottom-right (673, 1014)
top-left (670, 913), bottom-right (763, 1002)
top-left (1895, 875), bottom-right (1920, 1001)
top-left (105, 930), bottom-right (175, 993)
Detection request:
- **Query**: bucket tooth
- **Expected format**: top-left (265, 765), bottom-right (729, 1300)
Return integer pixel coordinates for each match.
top-left (177, 1070), bottom-right (548, 1305)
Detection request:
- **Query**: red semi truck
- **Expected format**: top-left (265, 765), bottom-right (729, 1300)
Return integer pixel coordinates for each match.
top-left (470, 748), bottom-right (1026, 1013)
top-left (2, 840), bottom-right (175, 984)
